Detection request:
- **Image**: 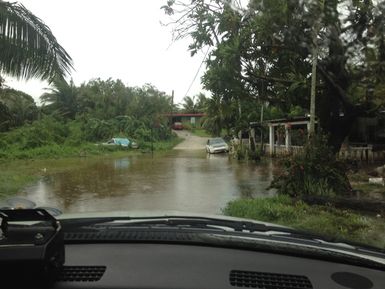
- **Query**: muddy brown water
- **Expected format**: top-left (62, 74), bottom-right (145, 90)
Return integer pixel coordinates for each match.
top-left (18, 150), bottom-right (276, 214)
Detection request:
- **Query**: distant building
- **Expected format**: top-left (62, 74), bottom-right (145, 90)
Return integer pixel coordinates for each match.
top-left (164, 113), bottom-right (205, 127)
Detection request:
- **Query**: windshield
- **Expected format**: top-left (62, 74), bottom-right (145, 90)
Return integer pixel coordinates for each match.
top-left (0, 0), bottom-right (384, 251)
top-left (210, 138), bottom-right (225, 144)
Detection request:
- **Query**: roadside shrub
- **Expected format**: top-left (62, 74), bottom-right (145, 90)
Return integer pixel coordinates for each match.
top-left (82, 118), bottom-right (114, 141)
top-left (270, 133), bottom-right (351, 197)
top-left (134, 126), bottom-right (152, 142)
top-left (182, 121), bottom-right (193, 131)
top-left (0, 137), bottom-right (9, 150)
top-left (232, 141), bottom-right (261, 162)
top-left (0, 117), bottom-right (70, 149)
top-left (155, 124), bottom-right (173, 140)
top-left (23, 126), bottom-right (50, 148)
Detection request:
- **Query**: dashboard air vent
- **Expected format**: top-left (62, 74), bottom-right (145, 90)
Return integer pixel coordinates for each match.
top-left (230, 270), bottom-right (313, 289)
top-left (64, 230), bottom-right (194, 242)
top-left (59, 266), bottom-right (106, 282)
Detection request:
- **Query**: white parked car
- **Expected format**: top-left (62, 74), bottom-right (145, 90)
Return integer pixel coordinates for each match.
top-left (206, 137), bottom-right (229, 154)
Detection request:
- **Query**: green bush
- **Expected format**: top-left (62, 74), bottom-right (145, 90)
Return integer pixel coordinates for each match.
top-left (82, 118), bottom-right (115, 141)
top-left (232, 141), bottom-right (261, 162)
top-left (270, 134), bottom-right (351, 197)
top-left (0, 116), bottom-right (71, 150)
top-left (181, 121), bottom-right (193, 131)
top-left (0, 114), bottom-right (179, 160)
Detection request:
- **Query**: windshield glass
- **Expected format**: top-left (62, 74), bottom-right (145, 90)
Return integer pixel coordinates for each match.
top-left (210, 138), bottom-right (225, 144)
top-left (0, 0), bottom-right (384, 251)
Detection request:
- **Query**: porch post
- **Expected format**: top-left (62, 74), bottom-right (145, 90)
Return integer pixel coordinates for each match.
top-left (250, 128), bottom-right (256, 141)
top-left (269, 125), bottom-right (275, 156)
top-left (285, 124), bottom-right (291, 153)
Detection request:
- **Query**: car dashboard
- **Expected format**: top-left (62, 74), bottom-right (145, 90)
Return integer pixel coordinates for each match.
top-left (51, 243), bottom-right (384, 289)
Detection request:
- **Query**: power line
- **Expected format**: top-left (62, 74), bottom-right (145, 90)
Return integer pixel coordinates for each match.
top-left (183, 48), bottom-right (210, 99)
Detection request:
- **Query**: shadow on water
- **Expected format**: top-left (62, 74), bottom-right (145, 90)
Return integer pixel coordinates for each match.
top-left (19, 150), bottom-right (276, 214)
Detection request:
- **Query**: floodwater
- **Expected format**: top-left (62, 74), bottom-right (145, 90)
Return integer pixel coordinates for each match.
top-left (19, 150), bottom-right (276, 214)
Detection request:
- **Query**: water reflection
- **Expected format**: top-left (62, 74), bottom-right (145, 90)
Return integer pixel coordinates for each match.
top-left (20, 151), bottom-right (276, 214)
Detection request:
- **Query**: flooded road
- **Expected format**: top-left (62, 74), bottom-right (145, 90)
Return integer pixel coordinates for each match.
top-left (18, 150), bottom-right (276, 214)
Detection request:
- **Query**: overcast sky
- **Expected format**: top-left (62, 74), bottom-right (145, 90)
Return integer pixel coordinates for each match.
top-left (5, 0), bottom-right (207, 104)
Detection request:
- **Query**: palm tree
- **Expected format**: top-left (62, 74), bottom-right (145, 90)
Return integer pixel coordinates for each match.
top-left (0, 1), bottom-right (73, 81)
top-left (41, 78), bottom-right (78, 119)
top-left (182, 96), bottom-right (197, 113)
top-left (195, 92), bottom-right (207, 112)
top-left (202, 94), bottom-right (222, 136)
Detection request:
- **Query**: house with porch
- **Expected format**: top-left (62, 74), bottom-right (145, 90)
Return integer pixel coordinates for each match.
top-left (249, 116), bottom-right (385, 162)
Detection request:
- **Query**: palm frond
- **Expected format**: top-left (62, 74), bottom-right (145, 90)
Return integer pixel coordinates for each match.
top-left (0, 1), bottom-right (73, 81)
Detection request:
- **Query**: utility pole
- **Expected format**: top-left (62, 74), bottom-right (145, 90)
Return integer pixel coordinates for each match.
top-left (151, 126), bottom-right (154, 158)
top-left (309, 45), bottom-right (317, 135)
top-left (259, 103), bottom-right (264, 154)
top-left (309, 0), bottom-right (324, 136)
top-left (170, 90), bottom-right (174, 132)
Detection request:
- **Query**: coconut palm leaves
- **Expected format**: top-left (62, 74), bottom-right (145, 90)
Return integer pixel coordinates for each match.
top-left (41, 78), bottom-right (78, 119)
top-left (0, 1), bottom-right (73, 81)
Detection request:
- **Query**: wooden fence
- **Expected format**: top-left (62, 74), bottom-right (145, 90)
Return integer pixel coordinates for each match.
top-left (338, 146), bottom-right (385, 163)
top-left (239, 140), bottom-right (385, 162)
top-left (262, 144), bottom-right (303, 156)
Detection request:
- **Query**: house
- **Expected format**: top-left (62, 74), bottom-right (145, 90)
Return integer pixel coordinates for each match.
top-left (164, 113), bottom-right (205, 128)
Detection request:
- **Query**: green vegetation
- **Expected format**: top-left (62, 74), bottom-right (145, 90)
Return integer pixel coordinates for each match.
top-left (0, 79), bottom-right (180, 159)
top-left (141, 136), bottom-right (183, 152)
top-left (0, 88), bottom-right (38, 131)
top-left (180, 93), bottom-right (206, 114)
top-left (0, 125), bottom-right (180, 160)
top-left (0, 167), bottom-right (37, 198)
top-left (270, 134), bottom-right (351, 197)
top-left (352, 183), bottom-right (385, 196)
top-left (223, 195), bottom-right (385, 248)
top-left (191, 129), bottom-right (211, 138)
top-left (0, 1), bottom-right (73, 81)
top-left (163, 0), bottom-right (385, 152)
top-left (231, 140), bottom-right (261, 162)
top-left (348, 169), bottom-right (385, 198)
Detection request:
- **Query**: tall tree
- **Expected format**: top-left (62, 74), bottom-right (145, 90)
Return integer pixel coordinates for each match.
top-left (163, 0), bottom-right (385, 151)
top-left (0, 99), bottom-right (12, 131)
top-left (0, 1), bottom-right (73, 81)
top-left (0, 87), bottom-right (37, 127)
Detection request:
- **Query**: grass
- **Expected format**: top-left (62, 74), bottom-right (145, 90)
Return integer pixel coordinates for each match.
top-left (352, 182), bottom-right (385, 194)
top-left (141, 137), bottom-right (184, 151)
top-left (223, 195), bottom-right (385, 249)
top-left (348, 166), bottom-right (385, 198)
top-left (0, 137), bottom-right (183, 160)
top-left (191, 128), bottom-right (212, 138)
top-left (0, 143), bottom-right (134, 160)
top-left (0, 167), bottom-right (37, 198)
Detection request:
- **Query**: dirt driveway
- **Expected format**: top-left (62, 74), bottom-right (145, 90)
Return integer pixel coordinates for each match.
top-left (173, 130), bottom-right (208, 150)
